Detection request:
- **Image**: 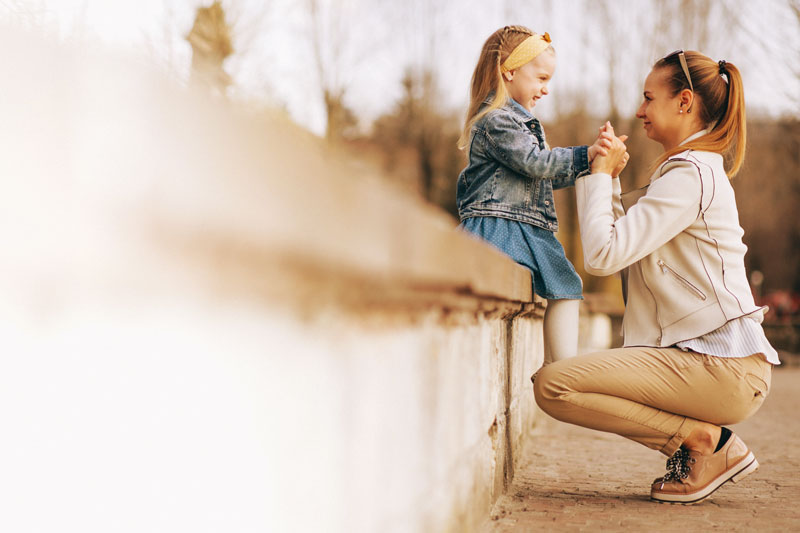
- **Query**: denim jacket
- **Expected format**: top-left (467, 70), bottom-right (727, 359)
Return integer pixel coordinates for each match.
top-left (457, 98), bottom-right (590, 232)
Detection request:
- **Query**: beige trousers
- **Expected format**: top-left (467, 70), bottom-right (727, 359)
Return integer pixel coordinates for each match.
top-left (533, 347), bottom-right (772, 456)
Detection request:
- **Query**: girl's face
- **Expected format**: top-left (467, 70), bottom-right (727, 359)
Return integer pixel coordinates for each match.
top-left (504, 50), bottom-right (556, 112)
top-left (636, 68), bottom-right (686, 149)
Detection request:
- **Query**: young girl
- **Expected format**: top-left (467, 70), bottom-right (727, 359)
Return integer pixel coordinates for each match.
top-left (456, 25), bottom-right (617, 367)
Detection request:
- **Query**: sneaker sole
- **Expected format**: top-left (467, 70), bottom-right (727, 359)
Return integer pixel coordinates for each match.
top-left (650, 452), bottom-right (758, 505)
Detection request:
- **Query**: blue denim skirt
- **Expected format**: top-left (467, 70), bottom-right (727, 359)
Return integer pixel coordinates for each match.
top-left (460, 216), bottom-right (583, 300)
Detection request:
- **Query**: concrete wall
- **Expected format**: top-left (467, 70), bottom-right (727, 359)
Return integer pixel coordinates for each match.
top-left (0, 30), bottom-right (549, 533)
top-left (263, 301), bottom-right (545, 533)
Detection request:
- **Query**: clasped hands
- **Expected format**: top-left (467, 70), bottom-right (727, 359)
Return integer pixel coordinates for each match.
top-left (587, 121), bottom-right (629, 177)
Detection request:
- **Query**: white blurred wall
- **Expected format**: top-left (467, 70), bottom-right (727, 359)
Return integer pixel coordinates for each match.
top-left (0, 28), bottom-right (550, 533)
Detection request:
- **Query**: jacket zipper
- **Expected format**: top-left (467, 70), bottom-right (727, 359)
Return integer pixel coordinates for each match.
top-left (657, 260), bottom-right (707, 301)
top-left (637, 261), bottom-right (662, 345)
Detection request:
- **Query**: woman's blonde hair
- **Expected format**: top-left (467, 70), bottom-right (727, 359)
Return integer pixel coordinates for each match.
top-left (457, 25), bottom-right (545, 151)
top-left (652, 51), bottom-right (747, 177)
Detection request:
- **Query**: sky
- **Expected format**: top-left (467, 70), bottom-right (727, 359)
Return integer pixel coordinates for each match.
top-left (3, 0), bottom-right (167, 44)
top-left (2, 0), bottom-right (799, 136)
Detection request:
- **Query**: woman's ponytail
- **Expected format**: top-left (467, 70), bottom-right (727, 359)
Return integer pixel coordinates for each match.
top-left (712, 61), bottom-right (746, 176)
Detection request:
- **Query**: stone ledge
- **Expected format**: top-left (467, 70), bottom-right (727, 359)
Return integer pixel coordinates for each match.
top-left (143, 108), bottom-right (537, 312)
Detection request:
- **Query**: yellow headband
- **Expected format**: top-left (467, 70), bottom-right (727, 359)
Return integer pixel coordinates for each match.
top-left (500, 32), bottom-right (552, 73)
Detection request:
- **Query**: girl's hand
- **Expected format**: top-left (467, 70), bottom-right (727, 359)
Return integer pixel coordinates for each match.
top-left (592, 130), bottom-right (627, 175)
top-left (599, 121), bottom-right (628, 144)
top-left (587, 132), bottom-right (614, 162)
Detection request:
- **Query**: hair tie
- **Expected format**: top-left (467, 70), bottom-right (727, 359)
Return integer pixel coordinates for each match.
top-left (718, 59), bottom-right (728, 75)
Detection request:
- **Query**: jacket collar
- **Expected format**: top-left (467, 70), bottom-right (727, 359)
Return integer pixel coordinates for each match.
top-left (678, 128), bottom-right (710, 146)
top-left (482, 94), bottom-right (537, 125)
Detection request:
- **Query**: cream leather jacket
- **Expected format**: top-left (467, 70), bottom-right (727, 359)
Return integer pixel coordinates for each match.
top-left (576, 141), bottom-right (761, 347)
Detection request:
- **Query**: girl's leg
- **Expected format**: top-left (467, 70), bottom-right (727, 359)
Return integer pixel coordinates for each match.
top-left (533, 347), bottom-right (771, 456)
top-left (543, 298), bottom-right (580, 363)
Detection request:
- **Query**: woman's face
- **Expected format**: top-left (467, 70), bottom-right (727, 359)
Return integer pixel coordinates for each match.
top-left (636, 68), bottom-right (684, 148)
top-left (504, 51), bottom-right (556, 112)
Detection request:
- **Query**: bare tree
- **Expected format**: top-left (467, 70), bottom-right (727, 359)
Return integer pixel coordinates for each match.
top-left (792, 0), bottom-right (800, 109)
top-left (186, 1), bottom-right (234, 95)
top-left (140, 0), bottom-right (273, 100)
top-left (306, 0), bottom-right (360, 141)
top-left (369, 67), bottom-right (462, 210)
top-left (0, 0), bottom-right (58, 37)
top-left (216, 0), bottom-right (275, 102)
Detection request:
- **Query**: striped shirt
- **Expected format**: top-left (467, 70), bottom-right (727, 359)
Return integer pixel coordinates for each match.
top-left (676, 310), bottom-right (780, 365)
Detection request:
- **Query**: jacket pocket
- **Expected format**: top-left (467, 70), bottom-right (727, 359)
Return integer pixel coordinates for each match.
top-left (657, 260), bottom-right (707, 301)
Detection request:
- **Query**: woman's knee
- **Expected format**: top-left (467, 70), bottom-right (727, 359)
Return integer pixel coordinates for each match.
top-left (532, 363), bottom-right (563, 413)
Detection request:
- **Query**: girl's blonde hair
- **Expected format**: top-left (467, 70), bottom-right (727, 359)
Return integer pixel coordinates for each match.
top-left (458, 25), bottom-right (546, 150)
top-left (652, 51), bottom-right (747, 177)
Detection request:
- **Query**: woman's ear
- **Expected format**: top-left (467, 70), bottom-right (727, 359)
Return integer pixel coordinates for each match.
top-left (680, 88), bottom-right (694, 111)
top-left (503, 70), bottom-right (514, 82)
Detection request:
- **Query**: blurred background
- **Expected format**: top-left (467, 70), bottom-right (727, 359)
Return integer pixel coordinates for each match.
top-left (2, 0), bottom-right (798, 341)
top-left (1, 2), bottom-right (798, 531)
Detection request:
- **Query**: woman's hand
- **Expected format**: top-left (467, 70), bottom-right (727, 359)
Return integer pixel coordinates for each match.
top-left (591, 122), bottom-right (628, 175)
top-left (601, 122), bottom-right (630, 177)
top-left (612, 152), bottom-right (630, 178)
top-left (588, 122), bottom-right (628, 163)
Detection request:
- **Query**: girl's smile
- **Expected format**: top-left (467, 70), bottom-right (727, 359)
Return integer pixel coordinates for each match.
top-left (504, 50), bottom-right (556, 112)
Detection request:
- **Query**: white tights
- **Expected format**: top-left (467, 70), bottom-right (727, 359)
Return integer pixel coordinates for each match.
top-left (543, 298), bottom-right (580, 363)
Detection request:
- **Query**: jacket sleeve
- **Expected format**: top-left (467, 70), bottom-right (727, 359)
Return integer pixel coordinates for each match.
top-left (479, 111), bottom-right (590, 186)
top-left (611, 177), bottom-right (625, 220)
top-left (576, 160), bottom-right (702, 276)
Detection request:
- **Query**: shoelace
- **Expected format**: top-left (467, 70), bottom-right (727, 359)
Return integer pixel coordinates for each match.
top-left (660, 447), bottom-right (692, 486)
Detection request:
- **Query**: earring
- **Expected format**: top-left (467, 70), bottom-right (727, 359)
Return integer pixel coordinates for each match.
top-left (679, 109), bottom-right (683, 114)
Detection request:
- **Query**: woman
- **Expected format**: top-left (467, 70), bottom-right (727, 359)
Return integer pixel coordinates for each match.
top-left (533, 50), bottom-right (780, 504)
